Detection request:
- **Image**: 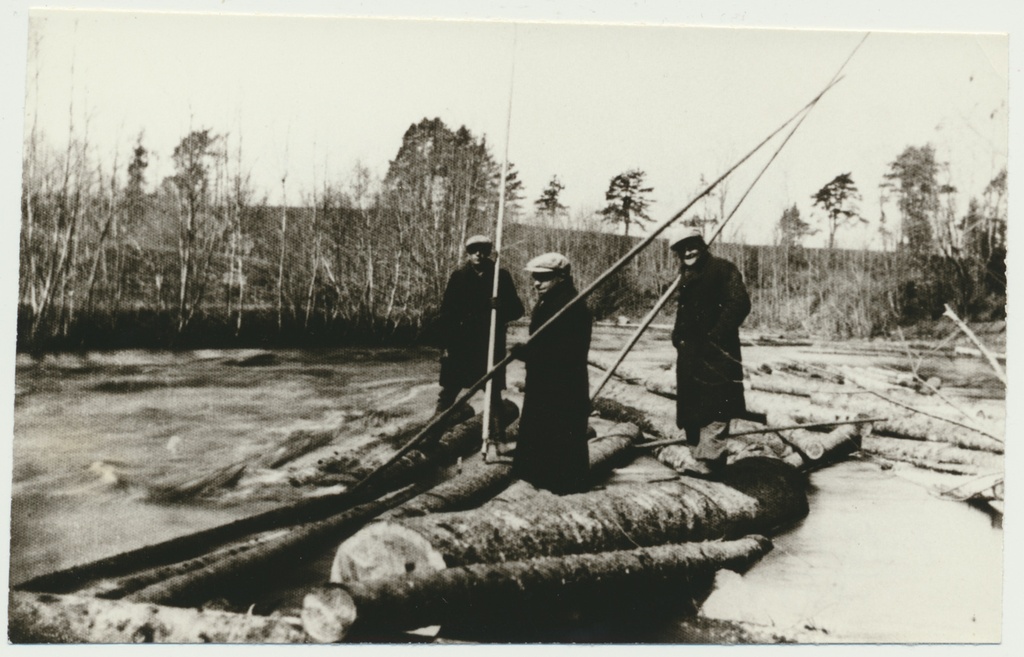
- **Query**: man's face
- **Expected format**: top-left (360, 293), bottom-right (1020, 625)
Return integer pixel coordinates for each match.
top-left (467, 246), bottom-right (491, 267)
top-left (531, 271), bottom-right (562, 297)
top-left (676, 240), bottom-right (705, 267)
top-left (682, 245), bottom-right (703, 267)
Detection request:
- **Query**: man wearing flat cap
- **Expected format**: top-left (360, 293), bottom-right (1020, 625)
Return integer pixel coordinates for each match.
top-left (509, 252), bottom-right (593, 494)
top-left (436, 236), bottom-right (525, 427)
top-left (670, 227), bottom-right (751, 461)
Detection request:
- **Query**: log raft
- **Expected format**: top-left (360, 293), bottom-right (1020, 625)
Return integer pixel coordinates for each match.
top-left (16, 404), bottom-right (510, 597)
top-left (9, 591), bottom-right (308, 644)
top-left (304, 537), bottom-right (773, 643)
top-left (330, 457), bottom-right (805, 586)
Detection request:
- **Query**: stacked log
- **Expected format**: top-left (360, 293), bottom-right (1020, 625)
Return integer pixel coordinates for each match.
top-left (9, 591), bottom-right (308, 643)
top-left (863, 436), bottom-right (1004, 476)
top-left (330, 457), bottom-right (806, 586)
top-left (303, 537), bottom-right (773, 642)
top-left (593, 378), bottom-right (680, 439)
top-left (388, 419), bottom-right (641, 519)
top-left (288, 404), bottom-right (477, 488)
top-left (17, 406), bottom-right (505, 598)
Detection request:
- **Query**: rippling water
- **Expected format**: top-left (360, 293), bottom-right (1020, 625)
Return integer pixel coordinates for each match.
top-left (10, 347), bottom-right (442, 584)
top-left (9, 343), bottom-right (1004, 644)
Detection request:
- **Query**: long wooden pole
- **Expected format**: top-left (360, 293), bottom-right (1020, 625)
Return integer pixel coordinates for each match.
top-left (345, 76), bottom-right (844, 500)
top-left (590, 277), bottom-right (680, 399)
top-left (589, 34), bottom-right (870, 401)
top-left (482, 34), bottom-right (518, 460)
top-left (589, 100), bottom-right (811, 402)
top-left (942, 303), bottom-right (1006, 384)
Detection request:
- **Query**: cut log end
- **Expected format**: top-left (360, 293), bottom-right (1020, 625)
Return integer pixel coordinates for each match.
top-left (302, 586), bottom-right (357, 643)
top-left (330, 522), bottom-right (446, 585)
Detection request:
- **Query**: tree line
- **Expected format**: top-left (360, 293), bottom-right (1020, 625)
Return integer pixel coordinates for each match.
top-left (18, 116), bottom-right (1005, 352)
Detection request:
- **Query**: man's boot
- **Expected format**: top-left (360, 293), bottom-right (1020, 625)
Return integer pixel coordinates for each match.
top-left (691, 420), bottom-right (730, 464)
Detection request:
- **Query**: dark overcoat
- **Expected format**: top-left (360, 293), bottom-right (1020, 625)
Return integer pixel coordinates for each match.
top-left (672, 253), bottom-right (751, 429)
top-left (513, 280), bottom-right (592, 494)
top-left (438, 260), bottom-right (524, 391)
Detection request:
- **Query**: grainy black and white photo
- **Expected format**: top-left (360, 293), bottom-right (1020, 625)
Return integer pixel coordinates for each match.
top-left (2, 1), bottom-right (1015, 647)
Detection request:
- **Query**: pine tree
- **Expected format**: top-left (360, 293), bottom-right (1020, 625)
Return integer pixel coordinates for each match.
top-left (599, 169), bottom-right (654, 237)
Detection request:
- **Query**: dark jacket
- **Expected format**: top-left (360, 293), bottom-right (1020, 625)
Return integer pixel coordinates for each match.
top-left (438, 260), bottom-right (524, 390)
top-left (672, 252), bottom-right (751, 429)
top-left (513, 279), bottom-right (592, 494)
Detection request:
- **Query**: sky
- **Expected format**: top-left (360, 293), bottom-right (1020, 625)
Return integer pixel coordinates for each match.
top-left (10, 4), bottom-right (1011, 252)
top-left (1, 3), bottom-right (1022, 656)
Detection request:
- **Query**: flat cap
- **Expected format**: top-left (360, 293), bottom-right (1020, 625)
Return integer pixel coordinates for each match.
top-left (465, 235), bottom-right (493, 249)
top-left (525, 252), bottom-right (571, 273)
top-left (669, 226), bottom-right (706, 251)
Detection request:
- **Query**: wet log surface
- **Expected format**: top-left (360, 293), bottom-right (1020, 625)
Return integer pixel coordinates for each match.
top-left (388, 418), bottom-right (640, 519)
top-left (304, 537), bottom-right (773, 642)
top-left (330, 457), bottom-right (806, 586)
top-left (9, 590), bottom-right (308, 644)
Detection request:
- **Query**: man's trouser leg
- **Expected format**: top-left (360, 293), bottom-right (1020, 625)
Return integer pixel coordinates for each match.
top-left (436, 385), bottom-right (461, 414)
top-left (691, 420), bottom-right (730, 462)
top-left (485, 385), bottom-right (511, 460)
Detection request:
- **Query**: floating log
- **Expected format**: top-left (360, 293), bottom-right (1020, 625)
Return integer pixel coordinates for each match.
top-left (749, 335), bottom-right (813, 347)
top-left (330, 458), bottom-right (806, 586)
top-left (862, 435), bottom-right (1004, 476)
top-left (954, 345), bottom-right (1007, 363)
top-left (291, 404), bottom-right (477, 487)
top-left (756, 387), bottom-right (1003, 453)
top-left (124, 486), bottom-right (423, 607)
top-left (592, 395), bottom-right (668, 439)
top-left (303, 537), bottom-right (772, 643)
top-left (873, 416), bottom-right (1002, 454)
top-left (9, 590), bottom-right (307, 643)
top-left (639, 417), bottom-right (880, 450)
top-left (262, 428), bottom-right (338, 469)
top-left (784, 421), bottom-right (865, 468)
top-left (388, 419), bottom-right (641, 519)
top-left (745, 391), bottom-right (852, 428)
top-left (146, 462), bottom-right (247, 503)
top-left (938, 472), bottom-right (1004, 503)
top-left (593, 378), bottom-right (680, 439)
top-left (17, 406), bottom-right (497, 595)
top-left (767, 361), bottom-right (846, 385)
top-left (75, 528), bottom-right (291, 600)
top-left (224, 350), bottom-right (278, 367)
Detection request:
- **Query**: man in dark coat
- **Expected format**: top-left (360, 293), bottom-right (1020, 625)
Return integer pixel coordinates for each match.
top-left (670, 228), bottom-right (751, 459)
top-left (437, 235), bottom-right (525, 425)
top-left (509, 252), bottom-right (593, 494)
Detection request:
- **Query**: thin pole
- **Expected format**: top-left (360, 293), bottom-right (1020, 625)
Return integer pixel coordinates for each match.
top-left (482, 30), bottom-right (518, 459)
top-left (590, 277), bottom-right (680, 399)
top-left (345, 77), bottom-right (844, 500)
top-left (591, 34), bottom-right (871, 401)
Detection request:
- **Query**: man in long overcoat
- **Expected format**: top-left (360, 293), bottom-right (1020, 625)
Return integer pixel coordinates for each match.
top-left (510, 252), bottom-right (592, 494)
top-left (670, 228), bottom-right (751, 458)
top-left (437, 235), bottom-right (525, 421)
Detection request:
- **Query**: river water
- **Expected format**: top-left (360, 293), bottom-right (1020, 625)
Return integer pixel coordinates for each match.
top-left (8, 344), bottom-right (1005, 644)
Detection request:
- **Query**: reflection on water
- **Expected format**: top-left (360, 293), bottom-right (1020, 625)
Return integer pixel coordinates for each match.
top-left (697, 459), bottom-right (1003, 643)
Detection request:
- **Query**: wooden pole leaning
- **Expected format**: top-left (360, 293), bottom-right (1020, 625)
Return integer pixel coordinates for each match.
top-left (345, 77), bottom-right (845, 501)
top-left (590, 276), bottom-right (681, 400)
top-left (590, 62), bottom-right (858, 404)
top-left (482, 50), bottom-right (518, 463)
